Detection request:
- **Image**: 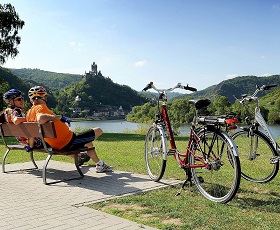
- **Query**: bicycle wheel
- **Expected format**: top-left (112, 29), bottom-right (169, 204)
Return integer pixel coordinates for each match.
top-left (144, 125), bottom-right (167, 181)
top-left (189, 129), bottom-right (241, 203)
top-left (232, 130), bottom-right (279, 183)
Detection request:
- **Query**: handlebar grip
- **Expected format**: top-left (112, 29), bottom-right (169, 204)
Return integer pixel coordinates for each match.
top-left (142, 82), bottom-right (153, 91)
top-left (263, 84), bottom-right (278, 90)
top-left (184, 85), bottom-right (197, 92)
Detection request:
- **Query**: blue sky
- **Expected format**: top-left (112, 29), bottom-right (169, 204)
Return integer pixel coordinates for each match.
top-left (2, 0), bottom-right (280, 91)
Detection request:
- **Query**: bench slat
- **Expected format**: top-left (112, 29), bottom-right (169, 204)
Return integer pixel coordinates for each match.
top-left (1, 122), bottom-right (56, 138)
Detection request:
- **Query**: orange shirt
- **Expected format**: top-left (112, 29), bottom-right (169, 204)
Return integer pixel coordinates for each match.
top-left (26, 104), bottom-right (73, 150)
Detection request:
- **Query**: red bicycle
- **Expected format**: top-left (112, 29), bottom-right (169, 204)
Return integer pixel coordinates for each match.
top-left (143, 82), bottom-right (241, 203)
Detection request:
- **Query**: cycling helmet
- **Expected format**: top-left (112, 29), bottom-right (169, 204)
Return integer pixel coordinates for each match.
top-left (28, 86), bottom-right (47, 100)
top-left (3, 89), bottom-right (24, 103)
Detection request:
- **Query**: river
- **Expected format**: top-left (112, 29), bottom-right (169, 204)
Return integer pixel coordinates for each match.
top-left (70, 119), bottom-right (280, 139)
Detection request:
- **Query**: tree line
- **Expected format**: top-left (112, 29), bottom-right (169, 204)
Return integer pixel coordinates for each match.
top-left (127, 94), bottom-right (280, 126)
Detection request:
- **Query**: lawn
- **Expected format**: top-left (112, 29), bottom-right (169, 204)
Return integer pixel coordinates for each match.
top-left (0, 132), bottom-right (279, 229)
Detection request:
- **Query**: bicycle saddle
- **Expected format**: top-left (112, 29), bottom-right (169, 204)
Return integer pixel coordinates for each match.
top-left (188, 99), bottom-right (211, 110)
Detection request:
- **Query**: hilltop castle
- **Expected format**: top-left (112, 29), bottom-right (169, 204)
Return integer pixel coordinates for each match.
top-left (83, 62), bottom-right (98, 80)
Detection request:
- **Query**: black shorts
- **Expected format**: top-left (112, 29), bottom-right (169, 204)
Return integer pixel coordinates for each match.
top-left (62, 129), bottom-right (95, 150)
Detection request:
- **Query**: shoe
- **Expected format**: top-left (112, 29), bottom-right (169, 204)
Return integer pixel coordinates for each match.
top-left (78, 152), bottom-right (90, 166)
top-left (96, 161), bottom-right (113, 173)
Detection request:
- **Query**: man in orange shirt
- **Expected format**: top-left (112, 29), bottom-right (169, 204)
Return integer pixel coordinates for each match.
top-left (26, 86), bottom-right (113, 173)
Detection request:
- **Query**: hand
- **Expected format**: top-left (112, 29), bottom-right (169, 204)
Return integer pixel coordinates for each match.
top-left (25, 145), bottom-right (32, 152)
top-left (60, 115), bottom-right (71, 126)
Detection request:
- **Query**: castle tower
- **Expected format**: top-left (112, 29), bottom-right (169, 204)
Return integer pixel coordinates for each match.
top-left (90, 62), bottom-right (97, 75)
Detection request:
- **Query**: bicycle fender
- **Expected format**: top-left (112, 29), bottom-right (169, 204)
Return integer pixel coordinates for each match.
top-left (156, 125), bottom-right (168, 160)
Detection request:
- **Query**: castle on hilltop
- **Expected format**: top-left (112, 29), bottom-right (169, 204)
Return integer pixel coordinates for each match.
top-left (83, 62), bottom-right (98, 80)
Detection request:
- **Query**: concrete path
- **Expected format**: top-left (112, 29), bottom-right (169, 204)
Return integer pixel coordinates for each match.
top-left (0, 161), bottom-right (180, 230)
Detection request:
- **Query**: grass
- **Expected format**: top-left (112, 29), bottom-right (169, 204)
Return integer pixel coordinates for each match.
top-left (1, 132), bottom-right (280, 229)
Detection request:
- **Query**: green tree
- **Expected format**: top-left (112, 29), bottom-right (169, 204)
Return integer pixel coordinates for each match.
top-left (268, 99), bottom-right (280, 124)
top-left (208, 95), bottom-right (231, 115)
top-left (0, 3), bottom-right (25, 65)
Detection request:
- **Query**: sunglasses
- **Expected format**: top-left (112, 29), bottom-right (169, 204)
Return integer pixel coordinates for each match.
top-left (14, 97), bottom-right (24, 101)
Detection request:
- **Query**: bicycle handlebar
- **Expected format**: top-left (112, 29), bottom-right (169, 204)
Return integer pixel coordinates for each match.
top-left (260, 84), bottom-right (278, 91)
top-left (142, 82), bottom-right (197, 92)
top-left (236, 84), bottom-right (278, 104)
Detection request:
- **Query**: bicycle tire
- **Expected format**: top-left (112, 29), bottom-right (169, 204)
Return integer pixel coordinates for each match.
top-left (232, 130), bottom-right (279, 183)
top-left (144, 125), bottom-right (167, 181)
top-left (190, 128), bottom-right (241, 203)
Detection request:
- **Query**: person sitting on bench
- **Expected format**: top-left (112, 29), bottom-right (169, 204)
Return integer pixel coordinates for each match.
top-left (1, 89), bottom-right (42, 149)
top-left (26, 86), bottom-right (113, 173)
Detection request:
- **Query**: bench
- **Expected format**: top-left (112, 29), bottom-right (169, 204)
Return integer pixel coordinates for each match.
top-left (0, 122), bottom-right (94, 185)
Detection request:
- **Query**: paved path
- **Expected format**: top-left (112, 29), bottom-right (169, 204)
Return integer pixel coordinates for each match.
top-left (0, 161), bottom-right (180, 230)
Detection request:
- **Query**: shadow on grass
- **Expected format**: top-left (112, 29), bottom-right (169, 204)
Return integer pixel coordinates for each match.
top-left (101, 132), bottom-right (189, 142)
top-left (235, 187), bottom-right (280, 213)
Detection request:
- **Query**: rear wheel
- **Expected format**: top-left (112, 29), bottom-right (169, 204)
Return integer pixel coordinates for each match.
top-left (190, 129), bottom-right (241, 203)
top-left (232, 130), bottom-right (279, 183)
top-left (144, 125), bottom-right (167, 181)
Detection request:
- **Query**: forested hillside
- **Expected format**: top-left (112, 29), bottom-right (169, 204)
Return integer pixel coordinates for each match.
top-left (190, 75), bottom-right (280, 103)
top-left (0, 67), bottom-right (57, 110)
top-left (2, 67), bottom-right (279, 122)
top-left (55, 72), bottom-right (147, 115)
top-left (10, 68), bottom-right (82, 90)
top-left (0, 67), bottom-right (33, 110)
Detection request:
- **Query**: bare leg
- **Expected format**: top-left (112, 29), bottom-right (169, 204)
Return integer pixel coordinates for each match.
top-left (84, 127), bottom-right (103, 163)
top-left (85, 142), bottom-right (99, 163)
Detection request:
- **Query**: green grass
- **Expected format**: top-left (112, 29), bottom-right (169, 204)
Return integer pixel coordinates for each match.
top-left (1, 133), bottom-right (280, 229)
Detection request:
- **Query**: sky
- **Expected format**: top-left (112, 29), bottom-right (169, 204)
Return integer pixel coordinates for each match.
top-left (2, 0), bottom-right (280, 91)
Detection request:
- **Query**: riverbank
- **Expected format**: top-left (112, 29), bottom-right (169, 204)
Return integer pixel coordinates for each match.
top-left (70, 116), bottom-right (126, 122)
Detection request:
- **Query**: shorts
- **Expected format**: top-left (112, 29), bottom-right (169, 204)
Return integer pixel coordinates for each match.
top-left (62, 129), bottom-right (95, 150)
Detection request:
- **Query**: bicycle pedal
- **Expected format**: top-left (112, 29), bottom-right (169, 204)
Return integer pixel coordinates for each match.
top-left (167, 149), bottom-right (176, 156)
top-left (270, 156), bottom-right (280, 164)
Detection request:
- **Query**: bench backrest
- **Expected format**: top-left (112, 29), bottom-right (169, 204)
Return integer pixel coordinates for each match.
top-left (0, 122), bottom-right (57, 138)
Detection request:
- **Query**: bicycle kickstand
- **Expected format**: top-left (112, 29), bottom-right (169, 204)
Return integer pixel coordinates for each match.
top-left (175, 168), bottom-right (192, 196)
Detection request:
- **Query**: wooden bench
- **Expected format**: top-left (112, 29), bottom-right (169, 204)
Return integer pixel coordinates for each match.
top-left (0, 122), bottom-right (94, 185)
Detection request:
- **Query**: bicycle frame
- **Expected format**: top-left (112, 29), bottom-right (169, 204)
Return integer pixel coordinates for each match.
top-left (254, 106), bottom-right (280, 154)
top-left (237, 84), bottom-right (280, 162)
top-left (160, 103), bottom-right (210, 169)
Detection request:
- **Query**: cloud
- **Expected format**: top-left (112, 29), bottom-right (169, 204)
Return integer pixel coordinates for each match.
top-left (134, 60), bottom-right (147, 67)
top-left (69, 41), bottom-right (83, 51)
top-left (226, 74), bottom-right (238, 79)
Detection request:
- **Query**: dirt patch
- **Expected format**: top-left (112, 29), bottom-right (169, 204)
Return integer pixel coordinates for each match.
top-left (100, 203), bottom-right (145, 212)
top-left (162, 218), bottom-right (182, 226)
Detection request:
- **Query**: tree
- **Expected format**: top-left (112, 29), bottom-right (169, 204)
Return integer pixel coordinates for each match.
top-left (0, 3), bottom-right (25, 65)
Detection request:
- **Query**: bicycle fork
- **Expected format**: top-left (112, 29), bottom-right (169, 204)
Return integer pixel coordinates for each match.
top-left (247, 129), bottom-right (260, 161)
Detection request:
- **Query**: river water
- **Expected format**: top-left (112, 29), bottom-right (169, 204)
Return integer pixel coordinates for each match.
top-left (70, 119), bottom-right (280, 139)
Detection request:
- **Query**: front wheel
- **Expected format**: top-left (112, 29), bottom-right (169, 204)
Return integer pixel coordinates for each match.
top-left (144, 125), bottom-right (167, 181)
top-left (232, 130), bottom-right (279, 183)
top-left (190, 129), bottom-right (241, 203)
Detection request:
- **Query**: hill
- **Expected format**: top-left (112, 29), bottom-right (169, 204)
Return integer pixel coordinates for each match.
top-left (0, 67), bottom-right (57, 110)
top-left (9, 68), bottom-right (82, 90)
top-left (0, 67), bottom-right (33, 110)
top-left (55, 72), bottom-right (147, 116)
top-left (189, 75), bottom-right (280, 103)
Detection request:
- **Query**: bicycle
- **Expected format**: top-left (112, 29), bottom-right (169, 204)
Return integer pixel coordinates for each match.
top-left (143, 82), bottom-right (241, 203)
top-left (232, 84), bottom-right (280, 183)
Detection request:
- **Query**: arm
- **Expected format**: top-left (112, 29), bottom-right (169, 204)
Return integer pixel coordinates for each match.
top-left (37, 114), bottom-right (62, 124)
top-left (12, 116), bottom-right (27, 125)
